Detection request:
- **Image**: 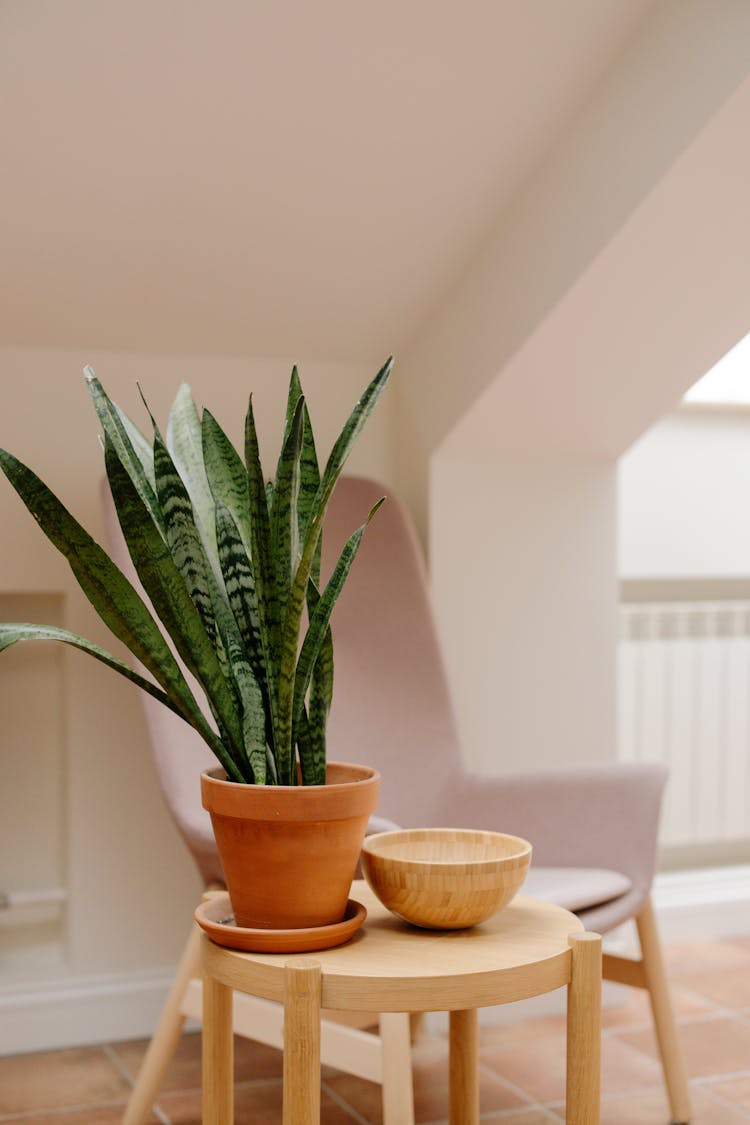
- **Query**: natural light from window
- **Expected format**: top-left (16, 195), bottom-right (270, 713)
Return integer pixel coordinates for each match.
top-left (684, 329), bottom-right (750, 404)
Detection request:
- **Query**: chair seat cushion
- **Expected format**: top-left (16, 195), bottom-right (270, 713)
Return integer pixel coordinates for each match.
top-left (523, 866), bottom-right (632, 913)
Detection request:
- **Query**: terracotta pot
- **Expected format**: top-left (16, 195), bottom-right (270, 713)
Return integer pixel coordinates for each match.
top-left (201, 761), bottom-right (380, 930)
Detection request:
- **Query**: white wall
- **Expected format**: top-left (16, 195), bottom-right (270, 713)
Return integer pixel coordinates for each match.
top-left (0, 347), bottom-right (396, 1048)
top-left (619, 409), bottom-right (750, 578)
top-left (395, 0), bottom-right (750, 534)
top-left (431, 455), bottom-right (617, 774)
top-left (395, 3), bottom-right (750, 788)
top-left (6, 0), bottom-right (750, 1052)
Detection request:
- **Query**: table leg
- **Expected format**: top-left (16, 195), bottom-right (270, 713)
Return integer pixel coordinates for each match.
top-left (283, 958), bottom-right (322, 1125)
top-left (202, 960), bottom-right (234, 1125)
top-left (566, 932), bottom-right (602, 1124)
top-left (449, 1008), bottom-right (479, 1125)
top-left (379, 1012), bottom-right (415, 1125)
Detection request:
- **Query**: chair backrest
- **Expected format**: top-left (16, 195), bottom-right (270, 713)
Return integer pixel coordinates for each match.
top-left (102, 475), bottom-right (464, 867)
top-left (323, 477), bottom-right (463, 824)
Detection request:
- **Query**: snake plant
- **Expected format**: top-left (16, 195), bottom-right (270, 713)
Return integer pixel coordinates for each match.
top-left (0, 360), bottom-right (392, 785)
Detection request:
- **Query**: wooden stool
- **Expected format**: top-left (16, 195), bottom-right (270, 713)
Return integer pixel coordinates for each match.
top-left (201, 882), bottom-right (602, 1124)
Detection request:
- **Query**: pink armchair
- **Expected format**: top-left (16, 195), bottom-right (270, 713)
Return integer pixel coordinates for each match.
top-left (323, 475), bottom-right (690, 1123)
top-left (106, 474), bottom-right (691, 1125)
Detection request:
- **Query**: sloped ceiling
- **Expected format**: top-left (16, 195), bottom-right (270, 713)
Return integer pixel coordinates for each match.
top-left (0, 0), bottom-right (651, 357)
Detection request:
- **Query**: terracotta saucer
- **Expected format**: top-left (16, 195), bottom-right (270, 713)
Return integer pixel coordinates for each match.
top-left (194, 894), bottom-right (367, 953)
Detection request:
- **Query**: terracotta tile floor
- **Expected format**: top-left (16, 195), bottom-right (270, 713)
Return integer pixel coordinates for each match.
top-left (3, 932), bottom-right (750, 1123)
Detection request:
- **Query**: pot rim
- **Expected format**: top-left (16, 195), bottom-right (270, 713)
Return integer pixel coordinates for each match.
top-left (201, 760), bottom-right (381, 821)
top-left (202, 760), bottom-right (380, 791)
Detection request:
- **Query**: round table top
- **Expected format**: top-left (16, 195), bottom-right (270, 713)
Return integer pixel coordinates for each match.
top-left (201, 882), bottom-right (585, 1012)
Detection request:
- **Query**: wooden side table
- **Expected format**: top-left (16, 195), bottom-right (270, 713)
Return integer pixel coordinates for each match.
top-left (201, 882), bottom-right (602, 1125)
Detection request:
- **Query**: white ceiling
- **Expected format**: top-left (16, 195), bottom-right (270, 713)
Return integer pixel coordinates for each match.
top-left (0, 0), bottom-right (652, 358)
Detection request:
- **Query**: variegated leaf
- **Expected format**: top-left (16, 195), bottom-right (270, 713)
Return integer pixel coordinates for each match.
top-left (153, 433), bottom-right (216, 647)
top-left (105, 436), bottom-right (248, 772)
top-left (281, 366), bottom-right (303, 447)
top-left (202, 409), bottom-right (252, 557)
top-left (276, 361), bottom-right (392, 772)
top-left (214, 499), bottom-right (270, 712)
top-left (0, 623), bottom-right (179, 713)
top-left (271, 396), bottom-right (304, 624)
top-left (295, 703), bottom-right (319, 785)
top-left (245, 396), bottom-right (282, 765)
top-left (306, 579), bottom-right (333, 781)
top-left (84, 367), bottom-right (164, 532)
top-left (114, 403), bottom-right (155, 488)
top-left (166, 383), bottom-right (218, 562)
top-left (291, 499), bottom-right (385, 783)
top-left (299, 399), bottom-right (322, 584)
top-left (238, 661), bottom-right (267, 784)
top-left (0, 448), bottom-right (240, 778)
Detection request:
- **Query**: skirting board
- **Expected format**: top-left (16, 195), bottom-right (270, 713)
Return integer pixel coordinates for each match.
top-left (2, 864), bottom-right (749, 1054)
top-left (652, 863), bottom-right (750, 945)
top-left (0, 967), bottom-right (197, 1056)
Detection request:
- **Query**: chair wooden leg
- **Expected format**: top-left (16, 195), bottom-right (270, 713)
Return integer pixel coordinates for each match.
top-left (122, 924), bottom-right (201, 1125)
top-left (636, 898), bottom-right (692, 1124)
top-left (379, 1013), bottom-right (415, 1125)
top-left (408, 1011), bottom-right (425, 1043)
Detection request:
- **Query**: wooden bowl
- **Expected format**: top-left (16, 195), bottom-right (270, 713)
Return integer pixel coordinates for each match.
top-left (360, 828), bottom-right (532, 930)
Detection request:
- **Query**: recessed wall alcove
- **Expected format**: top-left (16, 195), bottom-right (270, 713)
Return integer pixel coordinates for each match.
top-left (0, 593), bottom-right (67, 975)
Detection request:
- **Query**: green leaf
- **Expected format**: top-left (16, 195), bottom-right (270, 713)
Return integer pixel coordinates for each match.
top-left (316, 358), bottom-right (393, 516)
top-left (272, 368), bottom-right (304, 547)
top-left (292, 498), bottom-right (385, 782)
top-left (245, 395), bottom-right (282, 759)
top-left (275, 360), bottom-right (392, 773)
top-left (114, 403), bottom-right (155, 488)
top-left (295, 703), bottom-right (316, 785)
top-left (0, 623), bottom-right (180, 713)
top-left (203, 578), bottom-right (266, 785)
top-left (281, 366), bottom-right (303, 447)
top-left (271, 396), bottom-right (304, 624)
top-left (214, 499), bottom-right (271, 720)
top-left (265, 745), bottom-right (278, 784)
top-left (104, 436), bottom-right (249, 775)
top-left (84, 367), bottom-right (164, 533)
top-left (297, 379), bottom-right (326, 724)
top-left (153, 433), bottom-right (216, 647)
top-left (166, 383), bottom-right (218, 562)
top-left (0, 448), bottom-right (239, 778)
top-left (167, 392), bottom-right (255, 701)
top-left (238, 661), bottom-right (267, 784)
top-left (204, 547), bottom-right (271, 750)
top-left (305, 579), bottom-right (333, 784)
top-left (299, 399), bottom-right (322, 585)
top-left (202, 410), bottom-right (252, 557)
